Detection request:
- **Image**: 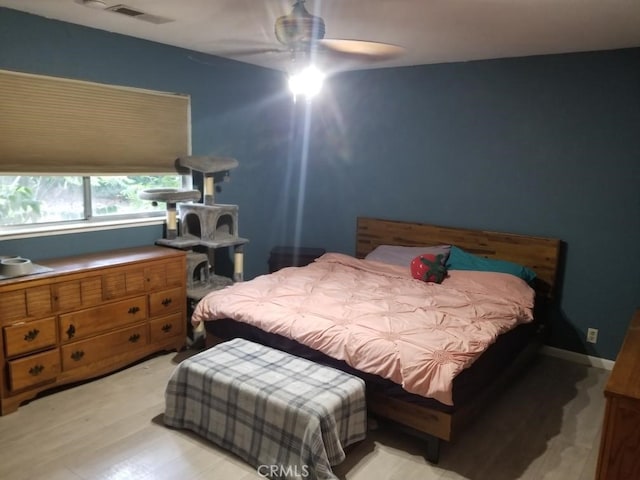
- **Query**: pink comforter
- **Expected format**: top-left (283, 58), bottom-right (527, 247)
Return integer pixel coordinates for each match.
top-left (192, 253), bottom-right (535, 405)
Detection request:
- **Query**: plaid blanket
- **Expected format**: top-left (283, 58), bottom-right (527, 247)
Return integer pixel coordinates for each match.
top-left (164, 338), bottom-right (367, 480)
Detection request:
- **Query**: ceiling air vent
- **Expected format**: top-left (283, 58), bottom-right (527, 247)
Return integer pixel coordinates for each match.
top-left (106, 4), bottom-right (174, 24)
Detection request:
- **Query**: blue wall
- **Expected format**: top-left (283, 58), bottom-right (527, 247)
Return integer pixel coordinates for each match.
top-left (1, 8), bottom-right (638, 360)
top-left (295, 51), bottom-right (640, 360)
top-left (0, 7), bottom-right (293, 274)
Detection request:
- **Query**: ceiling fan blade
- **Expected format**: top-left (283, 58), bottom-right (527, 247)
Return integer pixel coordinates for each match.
top-left (194, 38), bottom-right (288, 57)
top-left (215, 47), bottom-right (287, 57)
top-left (317, 39), bottom-right (405, 61)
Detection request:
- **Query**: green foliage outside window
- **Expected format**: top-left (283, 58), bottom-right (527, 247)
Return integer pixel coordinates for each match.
top-left (1, 175), bottom-right (181, 227)
top-left (91, 175), bottom-right (180, 216)
top-left (0, 183), bottom-right (41, 224)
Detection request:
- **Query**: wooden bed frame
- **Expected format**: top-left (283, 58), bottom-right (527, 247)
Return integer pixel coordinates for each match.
top-left (355, 217), bottom-right (561, 462)
top-left (205, 216), bottom-right (562, 462)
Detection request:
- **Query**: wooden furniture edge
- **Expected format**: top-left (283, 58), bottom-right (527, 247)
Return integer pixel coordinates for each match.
top-left (0, 246), bottom-right (185, 290)
top-left (601, 309), bottom-right (640, 400)
top-left (595, 309), bottom-right (640, 480)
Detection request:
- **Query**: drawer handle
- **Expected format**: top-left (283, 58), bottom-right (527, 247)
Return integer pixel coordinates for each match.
top-left (161, 323), bottom-right (173, 333)
top-left (129, 333), bottom-right (141, 343)
top-left (161, 297), bottom-right (172, 307)
top-left (70, 350), bottom-right (85, 361)
top-left (128, 306), bottom-right (140, 315)
top-left (29, 364), bottom-right (44, 376)
top-left (66, 324), bottom-right (76, 340)
top-left (24, 328), bottom-right (40, 342)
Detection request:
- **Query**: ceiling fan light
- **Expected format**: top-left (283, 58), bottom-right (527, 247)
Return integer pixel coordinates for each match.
top-left (288, 65), bottom-right (325, 99)
top-left (275, 1), bottom-right (326, 47)
top-left (81, 0), bottom-right (107, 9)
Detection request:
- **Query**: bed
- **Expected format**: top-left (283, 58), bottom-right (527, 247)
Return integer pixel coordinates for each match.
top-left (191, 217), bottom-right (561, 462)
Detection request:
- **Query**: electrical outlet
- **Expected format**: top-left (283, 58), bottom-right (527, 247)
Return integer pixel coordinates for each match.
top-left (587, 328), bottom-right (598, 344)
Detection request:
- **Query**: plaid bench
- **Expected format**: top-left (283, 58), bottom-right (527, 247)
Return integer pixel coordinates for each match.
top-left (164, 338), bottom-right (367, 480)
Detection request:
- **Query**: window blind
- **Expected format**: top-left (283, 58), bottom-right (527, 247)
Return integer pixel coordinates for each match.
top-left (0, 69), bottom-right (190, 174)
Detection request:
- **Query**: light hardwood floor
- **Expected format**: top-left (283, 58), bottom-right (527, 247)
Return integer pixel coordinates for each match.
top-left (0, 350), bottom-right (608, 480)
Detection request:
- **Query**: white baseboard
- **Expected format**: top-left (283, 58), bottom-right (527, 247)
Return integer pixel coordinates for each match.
top-left (541, 345), bottom-right (615, 370)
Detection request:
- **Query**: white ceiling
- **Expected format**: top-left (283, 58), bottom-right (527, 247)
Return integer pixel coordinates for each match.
top-left (2, 0), bottom-right (640, 73)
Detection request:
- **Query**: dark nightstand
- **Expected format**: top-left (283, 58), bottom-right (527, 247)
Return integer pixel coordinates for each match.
top-left (268, 246), bottom-right (326, 273)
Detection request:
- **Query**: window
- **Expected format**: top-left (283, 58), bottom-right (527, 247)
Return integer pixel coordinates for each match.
top-left (0, 70), bottom-right (191, 236)
top-left (0, 175), bottom-right (180, 228)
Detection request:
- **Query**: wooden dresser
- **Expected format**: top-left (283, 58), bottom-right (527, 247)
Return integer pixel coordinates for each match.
top-left (0, 246), bottom-right (186, 415)
top-left (596, 309), bottom-right (640, 479)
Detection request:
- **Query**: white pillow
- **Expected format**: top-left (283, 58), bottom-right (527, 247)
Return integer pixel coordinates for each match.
top-left (364, 244), bottom-right (451, 267)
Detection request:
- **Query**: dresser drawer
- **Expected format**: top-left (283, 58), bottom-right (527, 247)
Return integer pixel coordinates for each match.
top-left (51, 279), bottom-right (82, 312)
top-left (3, 317), bottom-right (57, 358)
top-left (51, 276), bottom-right (103, 312)
top-left (145, 259), bottom-right (184, 290)
top-left (0, 290), bottom-right (25, 324)
top-left (59, 296), bottom-right (148, 342)
top-left (61, 324), bottom-right (149, 372)
top-left (102, 267), bottom-right (146, 300)
top-left (149, 287), bottom-right (183, 317)
top-left (8, 349), bottom-right (60, 391)
top-left (149, 312), bottom-right (184, 343)
top-left (164, 260), bottom-right (185, 287)
top-left (0, 286), bottom-right (52, 325)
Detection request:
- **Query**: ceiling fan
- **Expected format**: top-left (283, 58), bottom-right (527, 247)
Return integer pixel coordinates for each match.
top-left (215, 0), bottom-right (405, 69)
top-left (274, 0), bottom-right (404, 61)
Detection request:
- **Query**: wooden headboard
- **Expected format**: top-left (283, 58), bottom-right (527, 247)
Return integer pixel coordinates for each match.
top-left (356, 217), bottom-right (561, 301)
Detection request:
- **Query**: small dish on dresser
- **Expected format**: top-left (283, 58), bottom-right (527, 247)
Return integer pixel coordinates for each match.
top-left (0, 257), bottom-right (34, 277)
